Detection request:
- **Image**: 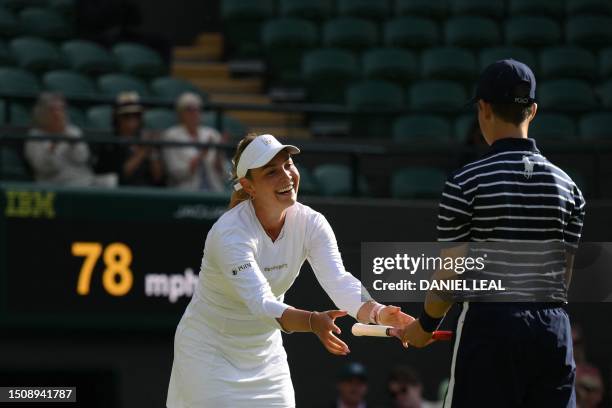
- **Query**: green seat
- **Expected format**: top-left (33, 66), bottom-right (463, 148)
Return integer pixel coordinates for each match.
top-left (261, 18), bottom-right (318, 83)
top-left (395, 0), bottom-right (447, 19)
top-left (602, 81), bottom-right (612, 108)
top-left (67, 106), bottom-right (86, 128)
top-left (49, 0), bottom-right (75, 17)
top-left (10, 36), bottom-right (63, 73)
top-left (567, 0), bottom-right (612, 15)
top-left (566, 16), bottom-right (612, 47)
top-left (0, 0), bottom-right (46, 10)
top-left (112, 42), bottom-right (165, 79)
top-left (383, 17), bottom-right (439, 48)
top-left (362, 48), bottom-right (417, 84)
top-left (86, 105), bottom-right (112, 131)
top-left (151, 76), bottom-right (207, 103)
top-left (346, 80), bottom-right (404, 138)
top-left (1, 147), bottom-right (31, 181)
top-left (391, 167), bottom-right (447, 199)
top-left (509, 0), bottom-right (565, 17)
top-left (0, 100), bottom-right (29, 125)
top-left (450, 0), bottom-right (503, 18)
top-left (61, 40), bottom-right (116, 75)
top-left (601, 48), bottom-right (612, 78)
top-left (409, 80), bottom-right (467, 112)
top-left (539, 47), bottom-right (596, 80)
top-left (529, 113), bottom-right (576, 144)
top-left (221, 0), bottom-right (275, 58)
top-left (422, 47), bottom-right (477, 80)
top-left (43, 70), bottom-right (97, 97)
top-left (302, 48), bottom-right (359, 103)
top-left (98, 74), bottom-right (149, 97)
top-left (505, 17), bottom-right (561, 47)
top-left (202, 112), bottom-right (248, 140)
top-left (143, 108), bottom-right (176, 130)
top-left (454, 113), bottom-right (478, 143)
top-left (279, 0), bottom-right (333, 21)
top-left (392, 115), bottom-right (452, 144)
top-left (445, 17), bottom-right (500, 47)
top-left (479, 47), bottom-right (537, 72)
top-left (0, 40), bottom-right (14, 65)
top-left (538, 80), bottom-right (597, 112)
top-left (579, 112), bottom-right (612, 141)
top-left (0, 66), bottom-right (39, 94)
top-left (19, 7), bottom-right (71, 39)
top-left (337, 0), bottom-right (389, 21)
top-left (322, 17), bottom-right (378, 53)
top-left (294, 164), bottom-right (319, 195)
top-left (313, 164), bottom-right (369, 197)
top-left (0, 6), bottom-right (19, 36)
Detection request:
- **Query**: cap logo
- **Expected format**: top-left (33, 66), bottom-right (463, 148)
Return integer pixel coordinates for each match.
top-left (514, 97), bottom-right (529, 104)
top-left (261, 136), bottom-right (272, 145)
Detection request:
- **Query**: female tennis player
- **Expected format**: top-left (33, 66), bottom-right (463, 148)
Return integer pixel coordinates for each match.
top-left (167, 134), bottom-right (413, 408)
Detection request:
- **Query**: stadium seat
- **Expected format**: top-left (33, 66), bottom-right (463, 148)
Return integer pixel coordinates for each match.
top-left (337, 0), bottom-right (390, 21)
top-left (454, 113), bottom-right (478, 143)
top-left (294, 164), bottom-right (319, 195)
top-left (508, 0), bottom-right (565, 17)
top-left (261, 18), bottom-right (318, 82)
top-left (383, 17), bottom-right (439, 48)
top-left (539, 47), bottom-right (597, 80)
top-left (602, 81), bottom-right (612, 108)
top-left (362, 48), bottom-right (417, 84)
top-left (1, 147), bottom-right (31, 181)
top-left (143, 108), bottom-right (177, 130)
top-left (601, 48), bottom-right (612, 78)
top-left (395, 0), bottom-right (447, 19)
top-left (346, 80), bottom-right (404, 138)
top-left (10, 36), bottom-right (63, 73)
top-left (579, 112), bottom-right (612, 141)
top-left (505, 17), bottom-right (561, 47)
top-left (479, 47), bottom-right (537, 72)
top-left (0, 40), bottom-right (13, 65)
top-left (409, 80), bottom-right (467, 112)
top-left (86, 105), bottom-right (112, 131)
top-left (49, 0), bottom-right (76, 17)
top-left (150, 76), bottom-right (207, 102)
top-left (538, 80), bottom-right (597, 112)
top-left (61, 40), bottom-right (116, 75)
top-left (0, 100), bottom-right (29, 125)
top-left (43, 70), bottom-right (96, 97)
top-left (0, 6), bottom-right (19, 36)
top-left (567, 0), bottom-right (612, 16)
top-left (67, 106), bottom-right (86, 128)
top-left (0, 0), bottom-right (46, 11)
top-left (421, 47), bottom-right (477, 80)
top-left (445, 17), bottom-right (500, 48)
top-left (0, 66), bottom-right (39, 94)
top-left (322, 17), bottom-right (378, 53)
top-left (392, 115), bottom-right (452, 144)
top-left (221, 0), bottom-right (275, 57)
top-left (529, 113), bottom-right (577, 144)
top-left (449, 0), bottom-right (504, 18)
top-left (112, 42), bottom-right (165, 79)
top-left (566, 16), bottom-right (612, 47)
top-left (391, 167), bottom-right (447, 199)
top-left (19, 7), bottom-right (71, 39)
top-left (278, 0), bottom-right (333, 21)
top-left (313, 164), bottom-right (369, 197)
top-left (302, 48), bottom-right (359, 103)
top-left (98, 74), bottom-right (149, 98)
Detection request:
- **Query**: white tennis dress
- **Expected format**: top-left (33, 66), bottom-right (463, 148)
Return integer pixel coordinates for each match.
top-left (167, 200), bottom-right (369, 408)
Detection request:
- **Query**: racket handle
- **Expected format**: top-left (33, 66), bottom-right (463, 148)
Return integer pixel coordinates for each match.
top-left (432, 330), bottom-right (453, 341)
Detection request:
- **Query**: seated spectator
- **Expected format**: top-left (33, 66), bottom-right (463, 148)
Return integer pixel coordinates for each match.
top-left (162, 92), bottom-right (228, 192)
top-left (324, 362), bottom-right (369, 408)
top-left (387, 366), bottom-right (438, 408)
top-left (25, 92), bottom-right (117, 187)
top-left (95, 92), bottom-right (164, 186)
top-left (576, 364), bottom-right (604, 408)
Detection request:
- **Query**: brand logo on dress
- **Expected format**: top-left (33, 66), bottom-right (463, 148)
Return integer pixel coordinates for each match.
top-left (522, 155), bottom-right (534, 179)
top-left (264, 263), bottom-right (288, 272)
top-left (232, 262), bottom-right (252, 276)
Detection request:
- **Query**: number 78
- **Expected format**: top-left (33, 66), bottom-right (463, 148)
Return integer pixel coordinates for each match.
top-left (71, 242), bottom-right (134, 296)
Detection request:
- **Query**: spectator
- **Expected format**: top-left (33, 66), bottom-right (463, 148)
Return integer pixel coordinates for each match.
top-left (324, 362), bottom-right (369, 408)
top-left (95, 92), bottom-right (164, 186)
top-left (576, 364), bottom-right (604, 408)
top-left (387, 366), bottom-right (438, 408)
top-left (162, 92), bottom-right (228, 192)
top-left (25, 92), bottom-right (117, 187)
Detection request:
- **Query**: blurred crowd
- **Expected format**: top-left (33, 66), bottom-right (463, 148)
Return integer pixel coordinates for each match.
top-left (22, 90), bottom-right (231, 192)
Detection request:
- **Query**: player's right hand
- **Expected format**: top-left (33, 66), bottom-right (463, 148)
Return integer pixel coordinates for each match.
top-left (310, 310), bottom-right (350, 356)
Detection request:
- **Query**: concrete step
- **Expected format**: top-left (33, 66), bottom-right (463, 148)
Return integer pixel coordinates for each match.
top-left (209, 93), bottom-right (271, 105)
top-left (196, 33), bottom-right (223, 47)
top-left (250, 126), bottom-right (312, 140)
top-left (228, 110), bottom-right (303, 127)
top-left (173, 45), bottom-right (221, 62)
top-left (189, 77), bottom-right (263, 94)
top-left (172, 62), bottom-right (229, 79)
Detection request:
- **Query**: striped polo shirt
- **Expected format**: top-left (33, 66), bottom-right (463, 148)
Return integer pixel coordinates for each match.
top-left (437, 137), bottom-right (586, 302)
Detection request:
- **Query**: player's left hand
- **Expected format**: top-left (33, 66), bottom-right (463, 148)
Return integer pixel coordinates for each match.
top-left (389, 319), bottom-right (434, 349)
top-left (378, 305), bottom-right (415, 328)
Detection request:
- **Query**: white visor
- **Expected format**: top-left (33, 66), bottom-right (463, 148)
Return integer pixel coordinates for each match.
top-left (234, 134), bottom-right (300, 191)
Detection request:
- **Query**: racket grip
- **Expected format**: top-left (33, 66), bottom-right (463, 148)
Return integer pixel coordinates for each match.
top-left (432, 330), bottom-right (453, 341)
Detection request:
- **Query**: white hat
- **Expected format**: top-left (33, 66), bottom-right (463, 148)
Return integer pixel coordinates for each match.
top-left (234, 134), bottom-right (300, 191)
top-left (176, 92), bottom-right (203, 111)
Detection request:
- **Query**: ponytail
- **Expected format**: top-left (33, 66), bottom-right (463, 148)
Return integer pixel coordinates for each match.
top-left (228, 133), bottom-right (258, 209)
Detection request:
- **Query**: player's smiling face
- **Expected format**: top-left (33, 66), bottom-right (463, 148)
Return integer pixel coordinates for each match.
top-left (247, 150), bottom-right (300, 210)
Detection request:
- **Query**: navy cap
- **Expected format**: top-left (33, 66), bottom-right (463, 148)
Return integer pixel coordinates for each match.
top-left (469, 59), bottom-right (536, 105)
top-left (338, 362), bottom-right (367, 381)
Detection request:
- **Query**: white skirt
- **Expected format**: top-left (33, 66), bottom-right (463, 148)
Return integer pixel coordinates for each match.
top-left (167, 316), bottom-right (295, 408)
